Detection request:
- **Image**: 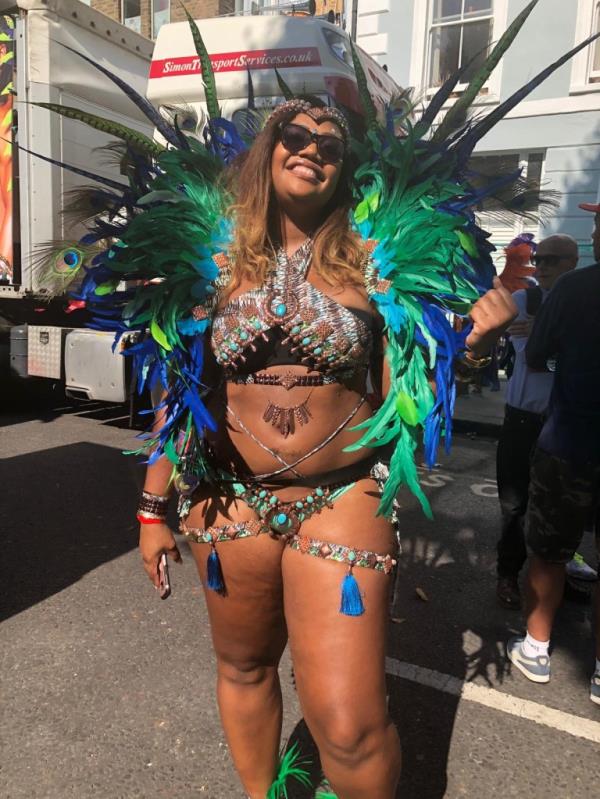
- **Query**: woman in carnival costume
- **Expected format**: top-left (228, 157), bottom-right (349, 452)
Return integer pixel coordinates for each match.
top-left (36, 3), bottom-right (598, 796)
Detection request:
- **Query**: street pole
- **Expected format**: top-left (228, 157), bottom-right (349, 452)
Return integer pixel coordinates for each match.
top-left (350, 0), bottom-right (358, 41)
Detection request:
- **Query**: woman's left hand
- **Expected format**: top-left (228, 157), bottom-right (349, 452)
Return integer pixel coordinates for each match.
top-left (465, 277), bottom-right (518, 358)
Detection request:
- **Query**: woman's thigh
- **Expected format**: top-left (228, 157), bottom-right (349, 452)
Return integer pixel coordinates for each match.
top-left (282, 479), bottom-right (397, 734)
top-left (188, 497), bottom-right (288, 667)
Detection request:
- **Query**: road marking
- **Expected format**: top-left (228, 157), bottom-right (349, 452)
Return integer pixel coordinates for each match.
top-left (385, 657), bottom-right (600, 745)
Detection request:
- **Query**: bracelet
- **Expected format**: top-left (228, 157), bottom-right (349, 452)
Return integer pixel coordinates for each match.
top-left (137, 490), bottom-right (170, 518)
top-left (137, 513), bottom-right (166, 525)
top-left (460, 349), bottom-right (492, 370)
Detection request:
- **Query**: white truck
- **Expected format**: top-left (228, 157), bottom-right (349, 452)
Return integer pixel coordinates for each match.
top-left (0, 0), bottom-right (153, 402)
top-left (4, 2), bottom-right (400, 403)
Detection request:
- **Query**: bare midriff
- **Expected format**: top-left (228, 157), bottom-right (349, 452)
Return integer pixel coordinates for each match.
top-left (205, 368), bottom-right (373, 480)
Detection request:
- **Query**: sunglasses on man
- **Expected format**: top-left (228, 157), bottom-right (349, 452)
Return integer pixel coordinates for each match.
top-left (279, 122), bottom-right (346, 166)
top-left (531, 253), bottom-right (570, 267)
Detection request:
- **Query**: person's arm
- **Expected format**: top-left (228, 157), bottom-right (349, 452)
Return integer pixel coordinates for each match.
top-left (465, 277), bottom-right (519, 357)
top-left (525, 285), bottom-right (564, 371)
top-left (138, 392), bottom-right (182, 589)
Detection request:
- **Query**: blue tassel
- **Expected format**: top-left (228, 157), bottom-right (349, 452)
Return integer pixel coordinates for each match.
top-left (207, 546), bottom-right (224, 592)
top-left (340, 570), bottom-right (364, 616)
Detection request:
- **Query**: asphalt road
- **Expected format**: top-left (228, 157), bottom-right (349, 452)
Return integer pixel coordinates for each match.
top-left (1, 400), bottom-right (598, 799)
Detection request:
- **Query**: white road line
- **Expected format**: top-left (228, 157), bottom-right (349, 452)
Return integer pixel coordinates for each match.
top-left (385, 657), bottom-right (600, 745)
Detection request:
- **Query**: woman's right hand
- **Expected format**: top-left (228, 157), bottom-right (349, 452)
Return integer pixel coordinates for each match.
top-left (139, 522), bottom-right (182, 588)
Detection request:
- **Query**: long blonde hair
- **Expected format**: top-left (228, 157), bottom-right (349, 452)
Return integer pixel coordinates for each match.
top-left (224, 106), bottom-right (366, 294)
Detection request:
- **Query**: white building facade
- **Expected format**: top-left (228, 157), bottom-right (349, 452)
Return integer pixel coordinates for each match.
top-left (348, 0), bottom-right (600, 264)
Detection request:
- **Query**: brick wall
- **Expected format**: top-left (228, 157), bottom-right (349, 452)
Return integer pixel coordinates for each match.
top-left (91, 0), bottom-right (235, 38)
top-left (92, 0), bottom-right (120, 23)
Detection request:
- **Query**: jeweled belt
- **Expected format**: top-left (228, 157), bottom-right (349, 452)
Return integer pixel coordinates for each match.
top-left (226, 370), bottom-right (337, 389)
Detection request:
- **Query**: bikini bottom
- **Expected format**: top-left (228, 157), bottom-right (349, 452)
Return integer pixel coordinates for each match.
top-left (179, 457), bottom-right (399, 617)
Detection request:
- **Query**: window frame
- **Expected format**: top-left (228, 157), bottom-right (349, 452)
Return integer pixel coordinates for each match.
top-left (121, 0), bottom-right (142, 34)
top-left (151, 0), bottom-right (170, 39)
top-left (408, 0), bottom-right (508, 104)
top-left (470, 149), bottom-right (546, 264)
top-left (570, 0), bottom-right (600, 92)
top-left (428, 2), bottom-right (495, 90)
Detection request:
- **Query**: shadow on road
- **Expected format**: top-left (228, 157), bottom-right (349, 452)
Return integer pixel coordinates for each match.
top-left (0, 442), bottom-right (140, 622)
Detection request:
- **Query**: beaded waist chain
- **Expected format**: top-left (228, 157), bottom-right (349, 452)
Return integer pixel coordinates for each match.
top-left (226, 371), bottom-right (337, 389)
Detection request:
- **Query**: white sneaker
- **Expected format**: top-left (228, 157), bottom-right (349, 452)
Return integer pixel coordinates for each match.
top-left (566, 553), bottom-right (598, 582)
top-left (591, 672), bottom-right (600, 706)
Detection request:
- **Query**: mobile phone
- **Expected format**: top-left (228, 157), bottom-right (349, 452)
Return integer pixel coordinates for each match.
top-left (158, 553), bottom-right (171, 600)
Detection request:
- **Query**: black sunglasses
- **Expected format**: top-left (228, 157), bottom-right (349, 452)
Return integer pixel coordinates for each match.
top-left (279, 122), bottom-right (346, 165)
top-left (531, 254), bottom-right (569, 267)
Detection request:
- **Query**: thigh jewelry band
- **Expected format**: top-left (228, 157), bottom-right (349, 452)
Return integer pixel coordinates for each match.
top-left (180, 520), bottom-right (396, 617)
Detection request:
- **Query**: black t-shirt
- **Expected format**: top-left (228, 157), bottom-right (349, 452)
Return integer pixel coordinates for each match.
top-left (526, 263), bottom-right (600, 464)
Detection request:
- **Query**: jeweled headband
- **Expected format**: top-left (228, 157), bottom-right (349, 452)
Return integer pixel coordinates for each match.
top-left (266, 99), bottom-right (350, 142)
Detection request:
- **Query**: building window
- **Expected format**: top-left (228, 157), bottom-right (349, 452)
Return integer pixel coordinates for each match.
top-left (470, 151), bottom-right (545, 259)
top-left (591, 1), bottom-right (600, 82)
top-left (429, 1), bottom-right (494, 88)
top-left (152, 0), bottom-right (170, 38)
top-left (122, 0), bottom-right (141, 34)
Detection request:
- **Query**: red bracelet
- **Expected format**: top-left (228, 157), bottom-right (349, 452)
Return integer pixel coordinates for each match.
top-left (137, 514), bottom-right (166, 525)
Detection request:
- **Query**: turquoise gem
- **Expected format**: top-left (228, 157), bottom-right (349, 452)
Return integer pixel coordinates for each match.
top-left (253, 320), bottom-right (262, 329)
top-left (221, 352), bottom-right (228, 360)
top-left (295, 501), bottom-right (303, 509)
top-left (230, 342), bottom-right (238, 351)
top-left (348, 551), bottom-right (357, 562)
top-left (259, 490), bottom-right (267, 499)
top-left (276, 513), bottom-right (288, 525)
top-left (315, 488), bottom-right (324, 497)
top-left (291, 325), bottom-right (301, 334)
top-left (275, 303), bottom-right (287, 317)
top-left (313, 347), bottom-right (322, 356)
top-left (306, 495), bottom-right (313, 504)
top-left (269, 495), bottom-right (278, 505)
top-left (240, 330), bottom-right (248, 340)
top-left (302, 337), bottom-right (311, 346)
top-left (203, 532), bottom-right (212, 543)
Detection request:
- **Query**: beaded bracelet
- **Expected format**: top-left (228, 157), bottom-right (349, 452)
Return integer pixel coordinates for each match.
top-left (460, 349), bottom-right (492, 370)
top-left (137, 490), bottom-right (170, 520)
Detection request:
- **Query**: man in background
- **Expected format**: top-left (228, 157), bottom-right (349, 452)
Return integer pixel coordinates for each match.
top-left (508, 203), bottom-right (600, 704)
top-left (496, 235), bottom-right (579, 608)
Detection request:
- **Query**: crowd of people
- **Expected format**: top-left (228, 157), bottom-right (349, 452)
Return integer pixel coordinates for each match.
top-left (493, 204), bottom-right (600, 704)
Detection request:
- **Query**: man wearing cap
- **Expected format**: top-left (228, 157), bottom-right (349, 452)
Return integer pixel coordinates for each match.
top-left (507, 203), bottom-right (600, 705)
top-left (495, 234), bottom-right (580, 609)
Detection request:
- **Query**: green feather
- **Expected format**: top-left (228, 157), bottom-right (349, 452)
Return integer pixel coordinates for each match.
top-left (266, 742), bottom-right (312, 799)
top-left (349, 38), bottom-right (377, 129)
top-left (182, 5), bottom-right (220, 120)
top-left (395, 391), bottom-right (419, 426)
top-left (31, 101), bottom-right (164, 157)
top-left (433, 0), bottom-right (539, 142)
top-left (163, 435), bottom-right (180, 466)
top-left (94, 280), bottom-right (119, 296)
top-left (274, 68), bottom-right (294, 100)
top-left (150, 319), bottom-right (172, 351)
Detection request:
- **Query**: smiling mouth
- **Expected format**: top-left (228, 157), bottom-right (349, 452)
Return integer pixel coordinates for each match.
top-left (287, 160), bottom-right (323, 183)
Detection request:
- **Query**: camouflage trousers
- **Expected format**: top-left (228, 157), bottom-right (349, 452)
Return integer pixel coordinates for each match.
top-left (526, 447), bottom-right (600, 564)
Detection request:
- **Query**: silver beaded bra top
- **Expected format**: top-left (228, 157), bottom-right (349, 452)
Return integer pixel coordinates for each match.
top-left (210, 240), bottom-right (376, 379)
